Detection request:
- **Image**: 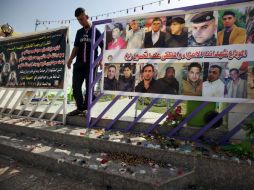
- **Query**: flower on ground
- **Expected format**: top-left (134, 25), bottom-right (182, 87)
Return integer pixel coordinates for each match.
top-left (162, 106), bottom-right (184, 128)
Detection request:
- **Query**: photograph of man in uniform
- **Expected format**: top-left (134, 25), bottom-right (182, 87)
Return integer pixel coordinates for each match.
top-left (217, 10), bottom-right (247, 45)
top-left (135, 64), bottom-right (157, 93)
top-left (125, 19), bottom-right (145, 49)
top-left (226, 68), bottom-right (247, 98)
top-left (188, 11), bottom-right (217, 46)
top-left (202, 64), bottom-right (225, 97)
top-left (144, 17), bottom-right (166, 48)
top-left (165, 16), bottom-right (188, 47)
top-left (181, 62), bottom-right (203, 96)
top-left (104, 64), bottom-right (118, 91)
top-left (156, 66), bottom-right (179, 94)
top-left (1, 62), bottom-right (11, 85)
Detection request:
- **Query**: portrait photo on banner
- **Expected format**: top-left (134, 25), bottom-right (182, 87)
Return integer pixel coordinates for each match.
top-left (0, 51), bottom-right (19, 87)
top-left (103, 4), bottom-right (254, 102)
top-left (217, 6), bottom-right (254, 45)
top-left (186, 11), bottom-right (218, 47)
top-left (103, 62), bottom-right (137, 92)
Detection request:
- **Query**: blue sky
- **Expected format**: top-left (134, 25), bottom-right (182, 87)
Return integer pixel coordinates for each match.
top-left (0, 0), bottom-right (223, 43)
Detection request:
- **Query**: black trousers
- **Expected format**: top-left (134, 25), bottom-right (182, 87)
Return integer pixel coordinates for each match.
top-left (72, 65), bottom-right (95, 111)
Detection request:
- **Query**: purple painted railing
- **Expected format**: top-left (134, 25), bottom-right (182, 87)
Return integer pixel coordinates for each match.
top-left (86, 0), bottom-right (253, 145)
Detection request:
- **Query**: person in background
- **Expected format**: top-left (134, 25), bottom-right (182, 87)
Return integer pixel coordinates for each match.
top-left (182, 62), bottom-right (203, 96)
top-left (67, 7), bottom-right (103, 116)
top-left (217, 10), bottom-right (246, 45)
top-left (104, 64), bottom-right (118, 91)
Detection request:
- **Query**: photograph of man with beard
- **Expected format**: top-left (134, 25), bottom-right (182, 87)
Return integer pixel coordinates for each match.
top-left (188, 11), bottom-right (217, 47)
top-left (156, 66), bottom-right (179, 94)
top-left (202, 64), bottom-right (225, 97)
top-left (135, 64), bottom-right (157, 93)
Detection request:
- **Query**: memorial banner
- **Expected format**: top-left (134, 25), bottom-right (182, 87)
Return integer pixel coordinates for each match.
top-left (102, 2), bottom-right (254, 103)
top-left (0, 27), bottom-right (68, 89)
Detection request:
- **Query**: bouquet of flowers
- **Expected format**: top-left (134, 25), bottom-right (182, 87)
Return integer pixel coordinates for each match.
top-left (162, 106), bottom-right (183, 128)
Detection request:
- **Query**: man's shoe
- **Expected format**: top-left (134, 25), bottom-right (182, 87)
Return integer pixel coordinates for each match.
top-left (67, 109), bottom-right (83, 116)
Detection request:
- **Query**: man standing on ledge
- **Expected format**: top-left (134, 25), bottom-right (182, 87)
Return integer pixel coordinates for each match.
top-left (67, 8), bottom-right (103, 116)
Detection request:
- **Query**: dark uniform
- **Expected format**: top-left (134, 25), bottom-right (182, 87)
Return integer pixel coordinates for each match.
top-left (188, 11), bottom-right (216, 47)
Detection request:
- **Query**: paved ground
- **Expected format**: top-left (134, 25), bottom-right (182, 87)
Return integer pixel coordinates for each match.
top-left (0, 155), bottom-right (105, 190)
top-left (0, 89), bottom-right (164, 123)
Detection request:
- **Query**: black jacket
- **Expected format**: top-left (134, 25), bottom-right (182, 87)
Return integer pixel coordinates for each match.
top-left (118, 76), bottom-right (135, 92)
top-left (144, 31), bottom-right (166, 48)
top-left (104, 77), bottom-right (118, 91)
top-left (135, 78), bottom-right (158, 93)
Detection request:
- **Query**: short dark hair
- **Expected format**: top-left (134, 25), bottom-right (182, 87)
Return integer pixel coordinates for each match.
top-left (142, 64), bottom-right (154, 73)
top-left (229, 68), bottom-right (239, 74)
top-left (223, 10), bottom-right (235, 18)
top-left (166, 66), bottom-right (175, 73)
top-left (123, 64), bottom-right (132, 70)
top-left (188, 62), bottom-right (202, 72)
top-left (170, 17), bottom-right (185, 25)
top-left (152, 17), bottom-right (162, 24)
top-left (210, 65), bottom-right (222, 74)
top-left (113, 23), bottom-right (123, 31)
top-left (75, 7), bottom-right (86, 17)
top-left (108, 64), bottom-right (116, 70)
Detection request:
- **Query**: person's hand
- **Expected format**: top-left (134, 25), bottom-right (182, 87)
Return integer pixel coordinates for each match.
top-left (67, 58), bottom-right (72, 69)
